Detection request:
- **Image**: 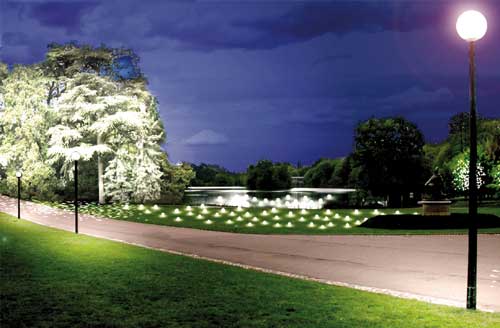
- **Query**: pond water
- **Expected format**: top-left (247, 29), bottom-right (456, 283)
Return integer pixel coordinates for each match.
top-left (184, 187), bottom-right (357, 209)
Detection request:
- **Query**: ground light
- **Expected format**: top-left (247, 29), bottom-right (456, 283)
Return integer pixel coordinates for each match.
top-left (456, 9), bottom-right (487, 310)
top-left (72, 151), bottom-right (81, 234)
top-left (15, 170), bottom-right (22, 219)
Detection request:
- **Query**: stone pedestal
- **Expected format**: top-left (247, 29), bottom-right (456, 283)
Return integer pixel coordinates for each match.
top-left (417, 200), bottom-right (452, 216)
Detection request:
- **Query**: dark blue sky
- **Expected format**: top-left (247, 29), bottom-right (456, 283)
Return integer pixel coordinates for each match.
top-left (1, 1), bottom-right (499, 171)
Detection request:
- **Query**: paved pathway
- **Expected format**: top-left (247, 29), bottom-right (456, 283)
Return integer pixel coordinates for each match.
top-left (1, 195), bottom-right (499, 312)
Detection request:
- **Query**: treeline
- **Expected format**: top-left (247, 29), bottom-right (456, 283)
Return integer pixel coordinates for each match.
top-left (190, 163), bottom-right (246, 186)
top-left (247, 160), bottom-right (292, 190)
top-left (189, 161), bottom-right (307, 190)
top-left (192, 115), bottom-right (500, 207)
top-left (302, 114), bottom-right (500, 201)
top-left (0, 43), bottom-right (194, 204)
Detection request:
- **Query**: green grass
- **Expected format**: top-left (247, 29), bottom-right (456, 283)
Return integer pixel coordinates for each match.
top-left (452, 206), bottom-right (500, 216)
top-left (362, 213), bottom-right (500, 229)
top-left (1, 213), bottom-right (499, 328)
top-left (38, 201), bottom-right (500, 235)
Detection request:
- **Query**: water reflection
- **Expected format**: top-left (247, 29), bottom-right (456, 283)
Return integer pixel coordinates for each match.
top-left (184, 187), bottom-right (356, 209)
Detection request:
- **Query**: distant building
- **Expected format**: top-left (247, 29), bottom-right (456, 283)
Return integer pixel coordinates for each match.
top-left (291, 176), bottom-right (304, 187)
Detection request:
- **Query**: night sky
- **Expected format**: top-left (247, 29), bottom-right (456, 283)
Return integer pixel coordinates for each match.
top-left (1, 1), bottom-right (499, 171)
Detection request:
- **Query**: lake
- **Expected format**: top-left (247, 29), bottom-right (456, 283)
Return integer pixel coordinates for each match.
top-left (184, 187), bottom-right (357, 209)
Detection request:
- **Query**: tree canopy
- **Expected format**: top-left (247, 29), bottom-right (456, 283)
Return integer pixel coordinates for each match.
top-left (424, 114), bottom-right (500, 198)
top-left (0, 44), bottom-right (192, 203)
top-left (246, 160), bottom-right (291, 190)
top-left (191, 163), bottom-right (245, 187)
top-left (0, 65), bottom-right (58, 199)
top-left (351, 117), bottom-right (426, 206)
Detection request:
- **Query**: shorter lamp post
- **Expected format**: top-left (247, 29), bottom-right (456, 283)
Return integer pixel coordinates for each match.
top-left (72, 151), bottom-right (81, 234)
top-left (15, 170), bottom-right (22, 219)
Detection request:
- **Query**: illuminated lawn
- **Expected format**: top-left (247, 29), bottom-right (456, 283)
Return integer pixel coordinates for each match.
top-left (42, 202), bottom-right (500, 235)
top-left (1, 214), bottom-right (500, 328)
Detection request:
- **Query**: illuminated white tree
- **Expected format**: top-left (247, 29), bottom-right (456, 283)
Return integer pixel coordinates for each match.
top-left (0, 48), bottom-right (176, 203)
top-left (132, 150), bottom-right (163, 203)
top-left (452, 156), bottom-right (486, 192)
top-left (48, 73), bottom-right (164, 203)
top-left (103, 82), bottom-right (164, 203)
top-left (103, 149), bottom-right (133, 202)
top-left (0, 65), bottom-right (58, 198)
top-left (103, 110), bottom-right (164, 203)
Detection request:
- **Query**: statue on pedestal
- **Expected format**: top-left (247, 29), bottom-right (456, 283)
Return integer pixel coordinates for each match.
top-left (419, 168), bottom-right (451, 216)
top-left (423, 168), bottom-right (445, 201)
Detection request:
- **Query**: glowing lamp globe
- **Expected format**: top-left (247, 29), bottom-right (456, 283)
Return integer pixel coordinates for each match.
top-left (15, 171), bottom-right (22, 178)
top-left (456, 10), bottom-right (487, 42)
top-left (71, 151), bottom-right (81, 161)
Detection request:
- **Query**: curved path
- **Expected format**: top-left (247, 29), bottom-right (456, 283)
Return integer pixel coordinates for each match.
top-left (1, 195), bottom-right (499, 312)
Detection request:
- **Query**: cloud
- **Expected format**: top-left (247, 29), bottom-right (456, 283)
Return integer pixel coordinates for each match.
top-left (232, 2), bottom-right (443, 50)
top-left (66, 0), bottom-right (445, 52)
top-left (184, 129), bottom-right (229, 146)
top-left (310, 54), bottom-right (352, 68)
top-left (28, 1), bottom-right (99, 34)
top-left (381, 86), bottom-right (453, 109)
top-left (1, 32), bottom-right (32, 46)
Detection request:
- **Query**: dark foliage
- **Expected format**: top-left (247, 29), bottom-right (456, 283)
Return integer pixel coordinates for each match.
top-left (351, 117), bottom-right (426, 206)
top-left (246, 160), bottom-right (291, 190)
top-left (191, 163), bottom-right (245, 186)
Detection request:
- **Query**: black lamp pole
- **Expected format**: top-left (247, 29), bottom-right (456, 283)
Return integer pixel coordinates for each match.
top-left (17, 174), bottom-right (21, 219)
top-left (74, 159), bottom-right (79, 234)
top-left (466, 41), bottom-right (478, 310)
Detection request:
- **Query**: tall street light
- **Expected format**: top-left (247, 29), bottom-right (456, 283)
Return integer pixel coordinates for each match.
top-left (15, 170), bottom-right (22, 219)
top-left (456, 9), bottom-right (487, 310)
top-left (72, 151), bottom-right (81, 234)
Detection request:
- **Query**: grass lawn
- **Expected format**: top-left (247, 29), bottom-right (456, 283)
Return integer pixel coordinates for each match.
top-left (39, 201), bottom-right (500, 235)
top-left (1, 213), bottom-right (499, 328)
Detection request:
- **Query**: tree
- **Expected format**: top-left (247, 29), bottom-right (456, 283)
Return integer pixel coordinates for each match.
top-left (0, 65), bottom-right (58, 199)
top-left (448, 112), bottom-right (470, 153)
top-left (47, 73), bottom-right (119, 203)
top-left (191, 163), bottom-right (242, 186)
top-left (351, 117), bottom-right (426, 207)
top-left (1, 44), bottom-right (168, 203)
top-left (304, 159), bottom-right (339, 187)
top-left (329, 157), bottom-right (352, 187)
top-left (0, 62), bottom-right (7, 156)
top-left (273, 163), bottom-right (292, 190)
top-left (192, 163), bottom-right (224, 186)
top-left (247, 160), bottom-right (291, 190)
top-left (160, 159), bottom-right (195, 203)
top-left (0, 62), bottom-right (8, 86)
top-left (101, 85), bottom-right (164, 203)
top-left (43, 43), bottom-right (112, 106)
top-left (302, 157), bottom-right (352, 188)
top-left (103, 148), bottom-right (133, 202)
top-left (423, 142), bottom-right (454, 195)
top-left (47, 72), bottom-right (164, 203)
top-left (43, 43), bottom-right (144, 106)
top-left (214, 173), bottom-right (234, 186)
top-left (488, 164), bottom-right (500, 192)
top-left (481, 120), bottom-right (500, 163)
top-left (450, 151), bottom-right (486, 193)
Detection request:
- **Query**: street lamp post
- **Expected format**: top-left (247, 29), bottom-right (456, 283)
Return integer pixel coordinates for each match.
top-left (456, 10), bottom-right (487, 310)
top-left (15, 170), bottom-right (22, 219)
top-left (72, 151), bottom-right (81, 234)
